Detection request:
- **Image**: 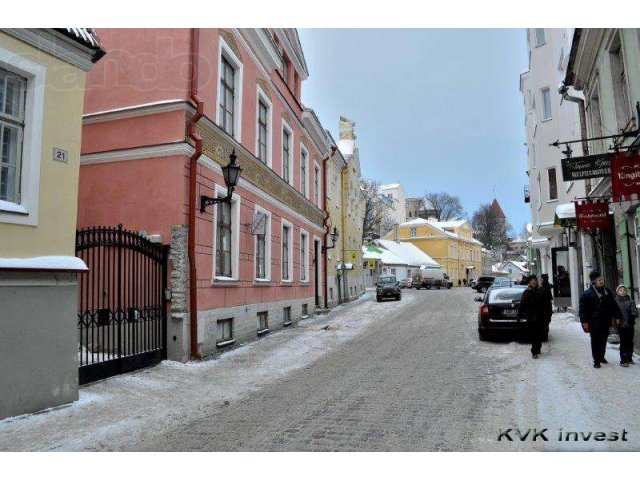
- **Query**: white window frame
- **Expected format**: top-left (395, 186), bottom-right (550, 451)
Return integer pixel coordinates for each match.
top-left (253, 205), bottom-right (272, 281)
top-left (281, 119), bottom-right (293, 185)
top-left (281, 219), bottom-right (293, 283)
top-left (534, 29), bottom-right (546, 46)
top-left (314, 161), bottom-right (321, 207)
top-left (300, 143), bottom-right (309, 198)
top-left (0, 46), bottom-right (45, 226)
top-left (211, 184), bottom-right (241, 282)
top-left (300, 229), bottom-right (309, 283)
top-left (541, 87), bottom-right (552, 121)
top-left (217, 36), bottom-right (243, 142)
top-left (255, 86), bottom-right (272, 167)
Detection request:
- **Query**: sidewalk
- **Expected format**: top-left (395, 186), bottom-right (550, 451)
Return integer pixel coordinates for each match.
top-left (0, 291), bottom-right (415, 451)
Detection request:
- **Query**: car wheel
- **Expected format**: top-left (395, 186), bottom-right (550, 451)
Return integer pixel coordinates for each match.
top-left (426, 284), bottom-right (432, 290)
top-left (396, 295), bottom-right (401, 301)
top-left (415, 287), bottom-right (420, 290)
top-left (447, 285), bottom-right (452, 289)
top-left (480, 286), bottom-right (487, 293)
top-left (376, 296), bottom-right (381, 302)
top-left (478, 329), bottom-right (488, 341)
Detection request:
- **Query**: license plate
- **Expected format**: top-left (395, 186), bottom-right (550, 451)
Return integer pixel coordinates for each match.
top-left (503, 309), bottom-right (518, 317)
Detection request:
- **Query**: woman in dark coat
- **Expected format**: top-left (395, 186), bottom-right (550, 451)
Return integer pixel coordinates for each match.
top-left (540, 274), bottom-right (554, 325)
top-left (614, 285), bottom-right (637, 367)
top-left (518, 274), bottom-right (546, 359)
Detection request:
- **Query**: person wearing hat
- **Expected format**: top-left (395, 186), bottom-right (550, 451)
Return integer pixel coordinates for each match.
top-left (579, 271), bottom-right (620, 368)
top-left (517, 274), bottom-right (546, 359)
top-left (614, 285), bottom-right (637, 367)
top-left (540, 273), bottom-right (554, 326)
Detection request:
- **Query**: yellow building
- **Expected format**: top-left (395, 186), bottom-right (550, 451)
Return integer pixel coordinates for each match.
top-left (0, 29), bottom-right (104, 420)
top-left (386, 218), bottom-right (483, 284)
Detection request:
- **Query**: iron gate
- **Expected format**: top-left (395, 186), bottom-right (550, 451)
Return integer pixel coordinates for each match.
top-left (76, 225), bottom-right (168, 385)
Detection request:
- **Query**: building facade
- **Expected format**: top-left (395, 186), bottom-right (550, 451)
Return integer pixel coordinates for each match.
top-left (405, 197), bottom-right (437, 220)
top-left (386, 218), bottom-right (483, 284)
top-left (565, 28), bottom-right (640, 299)
top-left (521, 28), bottom-right (587, 310)
top-left (78, 28), bottom-right (327, 360)
top-left (379, 183), bottom-right (406, 230)
top-left (0, 29), bottom-right (104, 419)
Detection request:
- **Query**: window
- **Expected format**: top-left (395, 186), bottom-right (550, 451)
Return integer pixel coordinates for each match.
top-left (283, 306), bottom-right (292, 326)
top-left (216, 201), bottom-right (232, 277)
top-left (282, 55), bottom-right (290, 85)
top-left (216, 319), bottom-right (233, 346)
top-left (314, 164), bottom-right (320, 206)
top-left (548, 167), bottom-right (558, 201)
top-left (609, 35), bottom-right (632, 130)
top-left (587, 85), bottom-right (605, 154)
top-left (541, 88), bottom-right (552, 121)
top-left (219, 57), bottom-right (235, 136)
top-left (0, 68), bottom-right (26, 204)
top-left (254, 208), bottom-right (271, 281)
top-left (257, 311), bottom-right (269, 333)
top-left (282, 222), bottom-right (292, 281)
top-left (300, 230), bottom-right (309, 282)
top-left (535, 29), bottom-right (546, 46)
top-left (390, 268), bottom-right (396, 275)
top-left (257, 100), bottom-right (268, 163)
top-left (410, 227), bottom-right (417, 238)
top-left (282, 124), bottom-right (292, 183)
top-left (300, 145), bottom-right (308, 197)
top-left (302, 304), bottom-right (308, 316)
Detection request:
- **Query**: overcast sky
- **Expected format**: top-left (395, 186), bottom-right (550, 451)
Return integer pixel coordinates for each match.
top-left (299, 28), bottom-right (530, 232)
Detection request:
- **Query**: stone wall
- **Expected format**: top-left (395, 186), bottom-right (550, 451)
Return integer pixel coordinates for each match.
top-left (167, 224), bottom-right (190, 362)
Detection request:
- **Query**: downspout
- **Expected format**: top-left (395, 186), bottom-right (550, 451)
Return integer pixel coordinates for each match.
top-left (322, 146), bottom-right (338, 309)
top-left (188, 28), bottom-right (204, 359)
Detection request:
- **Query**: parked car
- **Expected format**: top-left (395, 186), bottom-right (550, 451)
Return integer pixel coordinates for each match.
top-left (376, 275), bottom-right (402, 302)
top-left (399, 277), bottom-right (413, 289)
top-left (474, 276), bottom-right (496, 293)
top-left (476, 285), bottom-right (549, 341)
top-left (413, 267), bottom-right (446, 290)
top-left (442, 274), bottom-right (454, 289)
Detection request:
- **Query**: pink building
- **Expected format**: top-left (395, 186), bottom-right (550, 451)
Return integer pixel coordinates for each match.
top-left (78, 29), bottom-right (332, 360)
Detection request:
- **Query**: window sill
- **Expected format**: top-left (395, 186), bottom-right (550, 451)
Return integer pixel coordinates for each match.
top-left (546, 199), bottom-right (559, 203)
top-left (300, 279), bottom-right (310, 284)
top-left (283, 321), bottom-right (293, 327)
top-left (216, 339), bottom-right (236, 348)
top-left (253, 279), bottom-right (272, 286)
top-left (0, 200), bottom-right (28, 216)
top-left (280, 282), bottom-right (293, 287)
top-left (541, 117), bottom-right (552, 123)
top-left (257, 328), bottom-right (270, 337)
top-left (212, 277), bottom-right (240, 287)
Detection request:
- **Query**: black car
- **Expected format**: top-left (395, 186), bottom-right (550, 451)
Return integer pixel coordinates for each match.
top-left (474, 276), bottom-right (496, 293)
top-left (442, 274), bottom-right (454, 289)
top-left (376, 275), bottom-right (401, 302)
top-left (476, 285), bottom-right (549, 341)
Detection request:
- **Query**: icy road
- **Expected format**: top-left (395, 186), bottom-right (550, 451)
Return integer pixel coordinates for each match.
top-left (1, 288), bottom-right (640, 451)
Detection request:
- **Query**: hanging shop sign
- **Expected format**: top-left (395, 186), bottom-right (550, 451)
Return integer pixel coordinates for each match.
top-left (574, 200), bottom-right (611, 230)
top-left (611, 152), bottom-right (640, 202)
top-left (561, 153), bottom-right (612, 181)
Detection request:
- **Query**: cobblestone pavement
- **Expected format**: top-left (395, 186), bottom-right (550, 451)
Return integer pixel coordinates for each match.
top-left (4, 288), bottom-right (640, 451)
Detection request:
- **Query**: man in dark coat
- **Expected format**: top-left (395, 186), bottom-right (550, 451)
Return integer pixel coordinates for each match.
top-left (540, 273), bottom-right (554, 325)
top-left (518, 274), bottom-right (546, 359)
top-left (579, 271), bottom-right (620, 368)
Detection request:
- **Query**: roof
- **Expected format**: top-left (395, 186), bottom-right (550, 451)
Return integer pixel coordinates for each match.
top-left (491, 198), bottom-right (506, 219)
top-left (437, 219), bottom-right (468, 228)
top-left (363, 240), bottom-right (441, 268)
top-left (379, 183), bottom-right (401, 190)
top-left (54, 28), bottom-right (106, 62)
top-left (398, 217), bottom-right (483, 246)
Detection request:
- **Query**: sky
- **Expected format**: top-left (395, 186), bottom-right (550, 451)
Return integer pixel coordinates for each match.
top-left (298, 29), bottom-right (530, 232)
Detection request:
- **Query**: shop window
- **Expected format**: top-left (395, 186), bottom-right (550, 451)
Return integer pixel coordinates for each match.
top-left (216, 318), bottom-right (234, 347)
top-left (257, 311), bottom-right (269, 334)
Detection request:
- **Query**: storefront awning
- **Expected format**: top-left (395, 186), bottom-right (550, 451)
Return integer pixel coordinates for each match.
top-left (554, 203), bottom-right (576, 228)
top-left (530, 236), bottom-right (550, 249)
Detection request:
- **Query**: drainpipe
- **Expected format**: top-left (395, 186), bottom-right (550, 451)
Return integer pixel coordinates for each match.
top-left (188, 28), bottom-right (204, 359)
top-left (322, 146), bottom-right (338, 309)
top-left (559, 82), bottom-right (589, 311)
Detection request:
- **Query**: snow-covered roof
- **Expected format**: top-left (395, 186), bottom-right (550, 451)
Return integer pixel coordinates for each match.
top-left (555, 203), bottom-right (576, 220)
top-left (437, 219), bottom-right (468, 228)
top-left (376, 239), bottom-right (441, 268)
top-left (0, 256), bottom-right (88, 272)
top-left (362, 245), bottom-right (405, 265)
top-left (379, 183), bottom-right (401, 191)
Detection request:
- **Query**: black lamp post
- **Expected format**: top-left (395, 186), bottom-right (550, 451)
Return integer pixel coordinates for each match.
top-left (322, 227), bottom-right (339, 253)
top-left (200, 149), bottom-right (243, 213)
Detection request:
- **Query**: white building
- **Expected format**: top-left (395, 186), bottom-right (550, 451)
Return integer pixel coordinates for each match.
top-left (379, 183), bottom-right (406, 228)
top-left (520, 28), bottom-right (586, 310)
top-left (362, 239), bottom-right (441, 285)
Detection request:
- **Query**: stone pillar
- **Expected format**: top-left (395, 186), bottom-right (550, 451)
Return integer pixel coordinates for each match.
top-left (568, 245), bottom-right (581, 312)
top-left (167, 225), bottom-right (190, 362)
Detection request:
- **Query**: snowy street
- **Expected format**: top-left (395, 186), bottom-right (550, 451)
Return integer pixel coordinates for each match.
top-left (1, 288), bottom-right (640, 451)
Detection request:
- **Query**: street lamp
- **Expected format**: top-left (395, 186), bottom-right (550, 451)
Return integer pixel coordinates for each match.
top-left (200, 149), bottom-right (243, 212)
top-left (322, 227), bottom-right (339, 253)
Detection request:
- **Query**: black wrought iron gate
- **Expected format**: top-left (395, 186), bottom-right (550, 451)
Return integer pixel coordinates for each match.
top-left (76, 225), bottom-right (168, 385)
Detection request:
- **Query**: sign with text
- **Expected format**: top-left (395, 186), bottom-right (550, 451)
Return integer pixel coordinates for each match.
top-left (561, 153), bottom-right (612, 181)
top-left (611, 152), bottom-right (640, 202)
top-left (575, 200), bottom-right (611, 230)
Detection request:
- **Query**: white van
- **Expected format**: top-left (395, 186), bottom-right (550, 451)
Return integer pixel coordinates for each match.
top-left (412, 265), bottom-right (446, 289)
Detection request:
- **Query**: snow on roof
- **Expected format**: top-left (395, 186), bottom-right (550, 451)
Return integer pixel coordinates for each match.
top-left (362, 245), bottom-right (405, 265)
top-left (555, 203), bottom-right (576, 220)
top-left (379, 183), bottom-right (400, 190)
top-left (0, 256), bottom-right (88, 271)
top-left (437, 219), bottom-right (468, 228)
top-left (375, 239), bottom-right (441, 268)
top-left (337, 139), bottom-right (354, 156)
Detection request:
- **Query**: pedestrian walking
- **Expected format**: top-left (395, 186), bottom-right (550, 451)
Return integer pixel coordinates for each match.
top-left (579, 271), bottom-right (619, 369)
top-left (614, 285), bottom-right (637, 367)
top-left (540, 273), bottom-right (554, 326)
top-left (517, 274), bottom-right (546, 359)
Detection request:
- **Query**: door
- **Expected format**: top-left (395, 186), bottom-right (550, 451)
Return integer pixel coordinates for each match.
top-left (551, 247), bottom-right (571, 307)
top-left (314, 239), bottom-right (320, 308)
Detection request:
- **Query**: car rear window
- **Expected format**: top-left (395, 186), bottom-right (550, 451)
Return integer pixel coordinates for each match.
top-left (488, 287), bottom-right (525, 303)
top-left (379, 276), bottom-right (396, 284)
top-left (479, 277), bottom-right (494, 282)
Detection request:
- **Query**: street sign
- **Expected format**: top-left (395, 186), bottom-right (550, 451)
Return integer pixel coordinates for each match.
top-left (611, 152), bottom-right (640, 202)
top-left (561, 153), bottom-right (612, 181)
top-left (575, 200), bottom-right (611, 230)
